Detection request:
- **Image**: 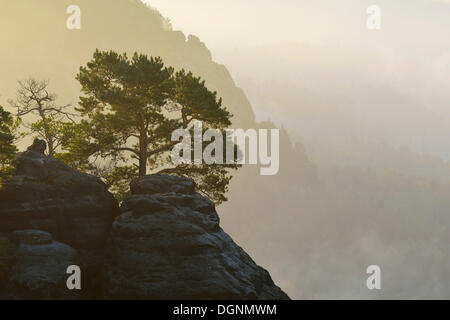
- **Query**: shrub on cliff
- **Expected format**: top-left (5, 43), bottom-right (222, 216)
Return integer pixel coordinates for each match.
top-left (0, 106), bottom-right (17, 185)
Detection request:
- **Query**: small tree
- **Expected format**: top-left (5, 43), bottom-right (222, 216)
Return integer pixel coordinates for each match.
top-left (66, 50), bottom-right (239, 203)
top-left (0, 106), bottom-right (18, 184)
top-left (9, 78), bottom-right (74, 155)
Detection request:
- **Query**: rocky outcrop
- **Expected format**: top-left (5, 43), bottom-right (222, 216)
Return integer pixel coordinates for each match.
top-left (103, 175), bottom-right (290, 300)
top-left (0, 140), bottom-right (120, 297)
top-left (1, 230), bottom-right (79, 299)
top-left (0, 141), bottom-right (289, 299)
top-left (0, 140), bottom-right (119, 263)
top-left (26, 138), bottom-right (46, 154)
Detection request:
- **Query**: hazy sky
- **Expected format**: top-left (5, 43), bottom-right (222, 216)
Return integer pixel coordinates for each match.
top-left (142, 0), bottom-right (450, 160)
top-left (143, 0), bottom-right (450, 53)
top-left (143, 0), bottom-right (369, 49)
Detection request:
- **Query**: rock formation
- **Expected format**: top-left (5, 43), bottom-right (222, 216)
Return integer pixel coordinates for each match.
top-left (0, 142), bottom-right (289, 300)
top-left (0, 139), bottom-right (119, 297)
top-left (0, 140), bottom-right (119, 259)
top-left (1, 230), bottom-right (80, 299)
top-left (26, 138), bottom-right (47, 154)
top-left (103, 175), bottom-right (289, 300)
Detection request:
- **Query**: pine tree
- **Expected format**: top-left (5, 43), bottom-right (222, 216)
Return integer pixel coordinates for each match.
top-left (64, 50), bottom-right (239, 203)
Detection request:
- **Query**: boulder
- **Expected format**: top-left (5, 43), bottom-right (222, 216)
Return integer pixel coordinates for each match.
top-left (1, 230), bottom-right (79, 299)
top-left (103, 174), bottom-right (290, 300)
top-left (26, 138), bottom-right (46, 154)
top-left (130, 174), bottom-right (196, 195)
top-left (0, 141), bottom-right (120, 295)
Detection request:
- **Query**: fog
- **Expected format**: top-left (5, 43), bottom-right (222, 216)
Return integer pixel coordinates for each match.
top-left (1, 0), bottom-right (450, 299)
top-left (145, 0), bottom-right (450, 298)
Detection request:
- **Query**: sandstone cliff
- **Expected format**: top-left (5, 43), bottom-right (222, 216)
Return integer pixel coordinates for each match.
top-left (0, 143), bottom-right (289, 300)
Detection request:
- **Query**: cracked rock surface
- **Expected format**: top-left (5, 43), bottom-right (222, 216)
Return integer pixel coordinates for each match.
top-left (103, 175), bottom-right (290, 300)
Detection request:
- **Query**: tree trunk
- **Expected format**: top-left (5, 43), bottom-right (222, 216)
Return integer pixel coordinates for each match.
top-left (139, 155), bottom-right (147, 177)
top-left (139, 133), bottom-right (148, 177)
top-left (47, 136), bottom-right (55, 156)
